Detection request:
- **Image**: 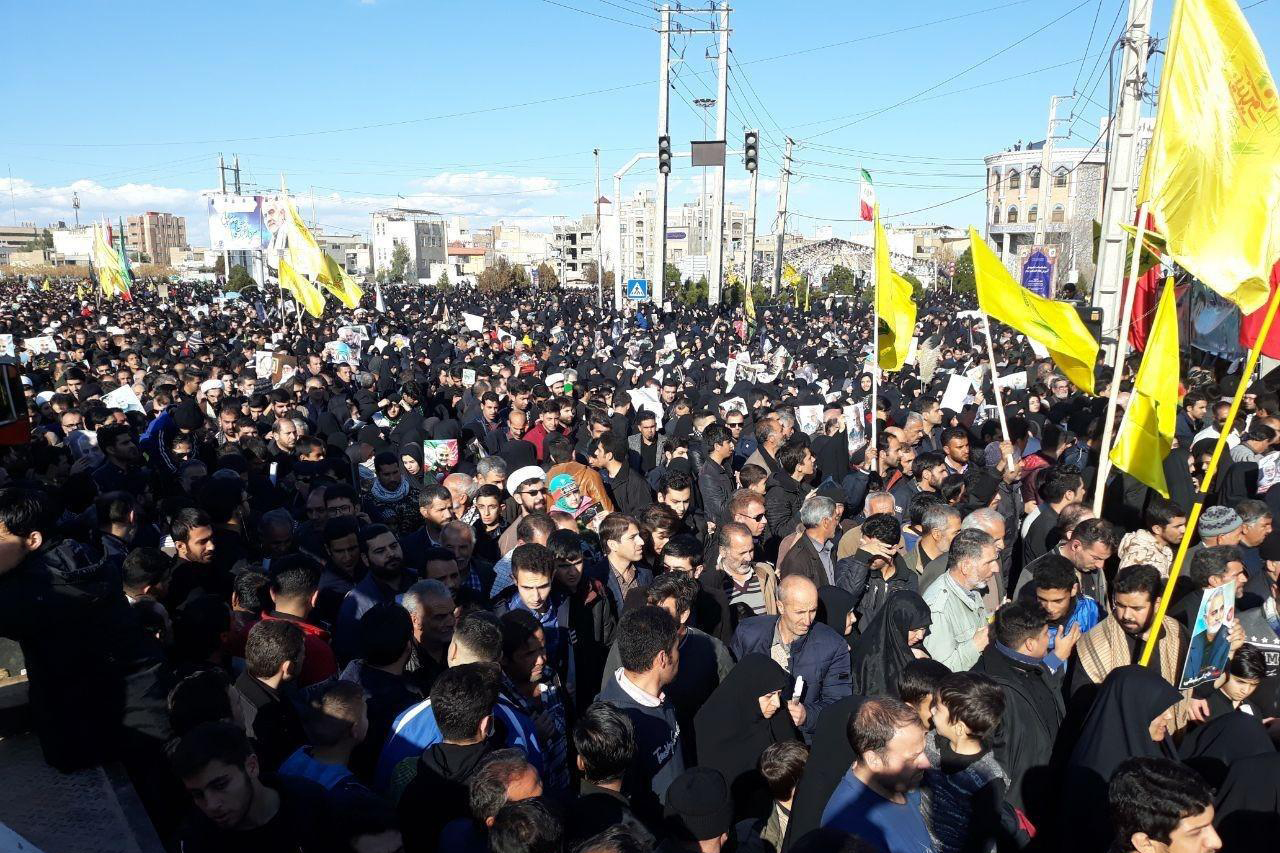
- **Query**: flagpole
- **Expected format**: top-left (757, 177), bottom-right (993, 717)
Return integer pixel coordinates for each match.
top-left (1140, 279), bottom-right (1280, 666)
top-left (981, 312), bottom-right (1015, 470)
top-left (1092, 202), bottom-right (1149, 516)
top-left (869, 210), bottom-right (879, 473)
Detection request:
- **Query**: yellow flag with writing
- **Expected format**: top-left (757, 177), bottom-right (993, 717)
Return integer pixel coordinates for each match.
top-left (278, 257), bottom-right (326, 319)
top-left (969, 227), bottom-right (1099, 393)
top-left (1110, 279), bottom-right (1180, 497)
top-left (318, 253), bottom-right (364, 309)
top-left (1139, 0), bottom-right (1280, 313)
top-left (874, 209), bottom-right (917, 371)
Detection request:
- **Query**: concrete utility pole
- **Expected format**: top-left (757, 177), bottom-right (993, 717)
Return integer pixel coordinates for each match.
top-left (772, 137), bottom-right (793, 295)
top-left (594, 147), bottom-right (603, 309)
top-left (218, 154), bottom-right (230, 282)
top-left (1092, 0), bottom-right (1155, 359)
top-left (654, 5), bottom-right (672, 307)
top-left (1032, 95), bottom-right (1069, 262)
top-left (746, 130), bottom-right (760, 297)
top-left (707, 1), bottom-right (730, 305)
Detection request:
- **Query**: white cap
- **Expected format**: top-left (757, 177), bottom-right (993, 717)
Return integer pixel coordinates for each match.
top-left (506, 465), bottom-right (545, 496)
top-left (199, 379), bottom-right (223, 393)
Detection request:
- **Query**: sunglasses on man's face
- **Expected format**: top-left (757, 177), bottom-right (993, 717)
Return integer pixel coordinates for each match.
top-left (521, 488), bottom-right (546, 497)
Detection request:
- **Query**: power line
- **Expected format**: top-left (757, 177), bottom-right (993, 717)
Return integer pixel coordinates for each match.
top-left (537, 0), bottom-right (654, 30)
top-left (1069, 0), bottom-right (1110, 97)
top-left (802, 0), bottom-right (1093, 141)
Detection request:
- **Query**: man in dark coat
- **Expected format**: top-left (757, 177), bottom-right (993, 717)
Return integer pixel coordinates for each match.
top-left (969, 601), bottom-right (1067, 827)
top-left (764, 443), bottom-right (815, 546)
top-left (591, 433), bottom-right (653, 516)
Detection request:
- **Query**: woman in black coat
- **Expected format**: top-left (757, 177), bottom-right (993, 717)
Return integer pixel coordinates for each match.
top-left (847, 590), bottom-right (931, 698)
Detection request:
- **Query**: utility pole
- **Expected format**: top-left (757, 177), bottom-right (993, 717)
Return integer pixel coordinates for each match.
top-left (594, 147), bottom-right (603, 308)
top-left (654, 5), bottom-right (671, 307)
top-left (745, 131), bottom-right (760, 298)
top-left (1032, 95), bottom-right (1069, 266)
top-left (707, 1), bottom-right (730, 305)
top-left (218, 154), bottom-right (230, 283)
top-left (73, 191), bottom-right (80, 227)
top-left (1092, 0), bottom-right (1155, 359)
top-left (772, 137), bottom-right (793, 295)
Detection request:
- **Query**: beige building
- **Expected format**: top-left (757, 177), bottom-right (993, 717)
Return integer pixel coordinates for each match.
top-left (448, 243), bottom-right (487, 276)
top-left (552, 213), bottom-right (599, 282)
top-left (125, 212), bottom-right (187, 264)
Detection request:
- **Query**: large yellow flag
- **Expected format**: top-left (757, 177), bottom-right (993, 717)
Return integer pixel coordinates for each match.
top-left (1110, 279), bottom-right (1180, 496)
top-left (969, 227), bottom-right (1100, 393)
top-left (318, 253), bottom-right (365, 309)
top-left (283, 199), bottom-right (329, 280)
top-left (278, 257), bottom-right (326, 319)
top-left (1139, 0), bottom-right (1280, 313)
top-left (874, 209), bottom-right (917, 371)
top-left (91, 222), bottom-right (130, 299)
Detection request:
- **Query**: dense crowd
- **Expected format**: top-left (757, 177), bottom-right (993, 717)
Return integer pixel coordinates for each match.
top-left (0, 273), bottom-right (1275, 853)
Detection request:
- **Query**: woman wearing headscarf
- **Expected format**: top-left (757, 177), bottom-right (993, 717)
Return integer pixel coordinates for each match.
top-left (693, 654), bottom-right (799, 821)
top-left (1057, 665), bottom-right (1183, 853)
top-left (398, 442), bottom-right (426, 492)
top-left (848, 590), bottom-right (931, 697)
top-left (817, 585), bottom-right (856, 651)
top-left (1178, 710), bottom-right (1274, 790)
top-left (1214, 752), bottom-right (1280, 853)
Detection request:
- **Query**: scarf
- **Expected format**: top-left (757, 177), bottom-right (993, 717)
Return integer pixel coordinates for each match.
top-left (1077, 615), bottom-right (1183, 687)
top-left (371, 476), bottom-right (410, 503)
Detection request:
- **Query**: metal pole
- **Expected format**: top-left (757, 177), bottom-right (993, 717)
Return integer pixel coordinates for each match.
top-left (1093, 0), bottom-right (1154, 361)
top-left (772, 137), bottom-right (793, 296)
top-left (746, 136), bottom-right (760, 298)
top-left (870, 215), bottom-right (879, 472)
top-left (708, 1), bottom-right (730, 305)
top-left (1092, 202), bottom-right (1149, 515)
top-left (219, 154), bottom-right (230, 285)
top-left (655, 5), bottom-right (671, 307)
top-left (594, 148), bottom-right (603, 309)
top-left (1032, 96), bottom-right (1062, 250)
top-left (982, 312), bottom-right (1016, 470)
top-left (614, 172), bottom-right (624, 311)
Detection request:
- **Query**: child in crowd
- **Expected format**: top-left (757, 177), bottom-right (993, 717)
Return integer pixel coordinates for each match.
top-left (896, 657), bottom-right (952, 728)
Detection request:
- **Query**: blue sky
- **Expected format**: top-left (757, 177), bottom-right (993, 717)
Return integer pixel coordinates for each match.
top-left (3, 0), bottom-right (1278, 243)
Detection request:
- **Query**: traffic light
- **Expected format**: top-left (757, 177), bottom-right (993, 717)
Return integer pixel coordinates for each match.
top-left (744, 130), bottom-right (759, 173)
top-left (658, 135), bottom-right (672, 175)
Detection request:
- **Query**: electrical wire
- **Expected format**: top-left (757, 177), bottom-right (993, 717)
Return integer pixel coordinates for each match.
top-left (537, 0), bottom-right (654, 30)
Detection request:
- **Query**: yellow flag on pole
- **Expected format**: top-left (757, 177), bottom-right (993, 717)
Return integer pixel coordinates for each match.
top-left (1138, 0), bottom-right (1280, 313)
top-left (283, 199), bottom-right (329, 281)
top-left (874, 209), bottom-right (918, 371)
top-left (969, 227), bottom-right (1099, 393)
top-left (1110, 279), bottom-right (1180, 497)
top-left (317, 253), bottom-right (364, 309)
top-left (278, 257), bottom-right (326, 319)
top-left (91, 222), bottom-right (130, 299)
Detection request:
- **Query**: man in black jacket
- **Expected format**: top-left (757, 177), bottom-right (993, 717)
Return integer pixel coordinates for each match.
top-left (590, 433), bottom-right (653, 516)
top-left (567, 702), bottom-right (656, 848)
top-left (969, 601), bottom-right (1066, 828)
top-left (0, 486), bottom-right (169, 772)
top-left (231, 619), bottom-right (309, 773)
top-left (698, 424), bottom-right (737, 524)
top-left (398, 663), bottom-right (503, 853)
top-left (765, 443), bottom-right (815, 547)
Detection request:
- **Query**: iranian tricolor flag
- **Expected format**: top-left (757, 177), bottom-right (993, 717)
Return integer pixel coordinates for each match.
top-left (859, 168), bottom-right (876, 221)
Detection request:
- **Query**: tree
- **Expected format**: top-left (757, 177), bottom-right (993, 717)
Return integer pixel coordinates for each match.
top-left (478, 256), bottom-right (520, 293)
top-left (436, 269), bottom-right (452, 291)
top-left (535, 262), bottom-right (559, 290)
top-left (825, 264), bottom-right (858, 295)
top-left (583, 261), bottom-right (600, 285)
top-left (389, 240), bottom-right (410, 282)
top-left (952, 246), bottom-right (976, 295)
top-left (227, 265), bottom-right (256, 292)
top-left (664, 263), bottom-right (681, 288)
top-left (677, 275), bottom-right (709, 305)
top-left (903, 272), bottom-right (925, 302)
top-left (213, 255), bottom-right (226, 276)
top-left (513, 263), bottom-right (530, 288)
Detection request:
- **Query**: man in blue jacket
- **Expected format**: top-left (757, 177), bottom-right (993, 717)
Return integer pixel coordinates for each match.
top-left (730, 574), bottom-right (852, 738)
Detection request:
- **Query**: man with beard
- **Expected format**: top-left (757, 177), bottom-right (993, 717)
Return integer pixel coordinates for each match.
top-left (1019, 555), bottom-right (1094, 663)
top-left (335, 524), bottom-right (414, 661)
top-left (92, 422), bottom-right (150, 497)
top-left (172, 722), bottom-right (333, 853)
top-left (402, 578), bottom-right (457, 694)
top-left (820, 698), bottom-right (934, 853)
top-left (1070, 564), bottom-right (1189, 706)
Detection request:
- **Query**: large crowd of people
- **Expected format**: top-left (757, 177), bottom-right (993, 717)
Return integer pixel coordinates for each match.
top-left (0, 272), bottom-right (1275, 853)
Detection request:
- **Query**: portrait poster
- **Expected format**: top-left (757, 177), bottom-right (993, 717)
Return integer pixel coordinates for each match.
top-left (1180, 581), bottom-right (1236, 689)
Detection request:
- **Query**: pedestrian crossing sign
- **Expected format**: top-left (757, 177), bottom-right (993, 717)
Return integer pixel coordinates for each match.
top-left (626, 279), bottom-right (649, 301)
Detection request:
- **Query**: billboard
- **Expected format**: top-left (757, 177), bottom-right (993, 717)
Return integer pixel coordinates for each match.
top-left (207, 193), bottom-right (290, 252)
top-left (1020, 246), bottom-right (1056, 299)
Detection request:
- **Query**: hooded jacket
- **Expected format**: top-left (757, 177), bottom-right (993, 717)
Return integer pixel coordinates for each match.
top-left (398, 740), bottom-right (496, 853)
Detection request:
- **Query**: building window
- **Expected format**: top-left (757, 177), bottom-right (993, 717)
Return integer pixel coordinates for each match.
top-left (1008, 170), bottom-right (1021, 190)
top-left (990, 169), bottom-right (1000, 186)
top-left (1007, 205), bottom-right (1019, 224)
top-left (992, 207), bottom-right (1001, 224)
top-left (1054, 168), bottom-right (1068, 188)
top-left (1051, 204), bottom-right (1065, 223)
top-left (1027, 205), bottom-right (1038, 224)
top-left (1030, 168), bottom-right (1041, 189)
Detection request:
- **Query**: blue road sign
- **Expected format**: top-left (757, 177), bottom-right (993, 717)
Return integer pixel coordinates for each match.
top-left (626, 278), bottom-right (650, 301)
top-left (1021, 249), bottom-right (1054, 298)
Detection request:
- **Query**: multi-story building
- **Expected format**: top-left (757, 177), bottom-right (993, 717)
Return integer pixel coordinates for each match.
top-left (983, 119), bottom-right (1152, 293)
top-left (489, 223), bottom-right (551, 270)
top-left (169, 247), bottom-right (221, 271)
top-left (601, 190), bottom-right (752, 286)
top-left (551, 213), bottom-right (599, 282)
top-left (448, 243), bottom-right (487, 277)
top-left (315, 232), bottom-right (371, 276)
top-left (0, 224), bottom-right (41, 252)
top-left (371, 208), bottom-right (449, 282)
top-left (125, 212), bottom-right (187, 264)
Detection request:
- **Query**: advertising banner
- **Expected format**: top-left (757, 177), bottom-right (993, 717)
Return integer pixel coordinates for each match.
top-left (207, 195), bottom-right (269, 251)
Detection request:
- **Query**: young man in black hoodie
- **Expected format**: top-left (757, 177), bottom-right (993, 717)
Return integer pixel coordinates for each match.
top-left (171, 721), bottom-right (334, 853)
top-left (397, 662), bottom-right (502, 853)
top-left (567, 701), bottom-right (656, 849)
top-left (230, 618), bottom-right (308, 772)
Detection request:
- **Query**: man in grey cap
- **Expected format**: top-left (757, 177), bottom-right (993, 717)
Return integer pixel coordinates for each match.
top-left (1185, 505), bottom-right (1243, 565)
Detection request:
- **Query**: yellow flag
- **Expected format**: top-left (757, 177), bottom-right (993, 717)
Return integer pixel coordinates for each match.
top-left (875, 209), bottom-right (918, 371)
top-left (41, 278), bottom-right (50, 292)
top-left (283, 198), bottom-right (329, 280)
top-left (318, 253), bottom-right (364, 309)
top-left (742, 276), bottom-right (756, 329)
top-left (969, 227), bottom-right (1099, 393)
top-left (92, 222), bottom-right (128, 298)
top-left (1138, 0), bottom-right (1280, 313)
top-left (76, 283), bottom-right (84, 301)
top-left (1110, 279), bottom-right (1180, 497)
top-left (278, 257), bottom-right (326, 319)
